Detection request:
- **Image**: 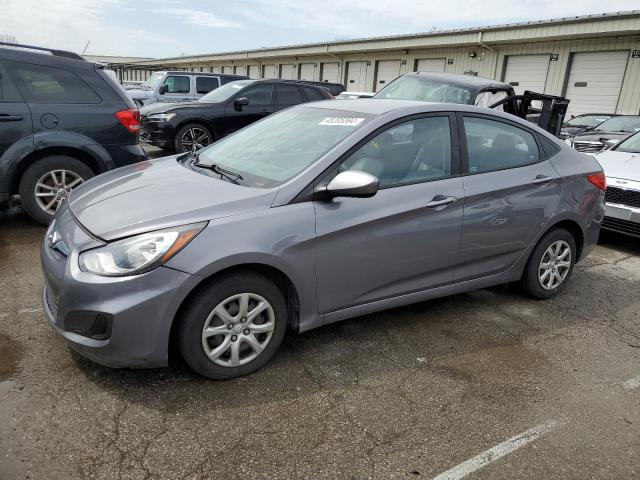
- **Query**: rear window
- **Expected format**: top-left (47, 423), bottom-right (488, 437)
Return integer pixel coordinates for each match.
top-left (6, 61), bottom-right (101, 104)
top-left (301, 86), bottom-right (326, 101)
top-left (276, 84), bottom-right (303, 105)
top-left (196, 76), bottom-right (219, 94)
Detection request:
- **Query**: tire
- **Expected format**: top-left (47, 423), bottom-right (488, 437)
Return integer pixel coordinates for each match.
top-left (177, 273), bottom-right (288, 380)
top-left (521, 228), bottom-right (577, 299)
top-left (173, 123), bottom-right (213, 153)
top-left (18, 156), bottom-right (94, 225)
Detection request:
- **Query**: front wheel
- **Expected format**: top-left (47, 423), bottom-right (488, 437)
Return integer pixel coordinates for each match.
top-left (177, 273), bottom-right (288, 380)
top-left (174, 123), bottom-right (213, 153)
top-left (521, 228), bottom-right (577, 299)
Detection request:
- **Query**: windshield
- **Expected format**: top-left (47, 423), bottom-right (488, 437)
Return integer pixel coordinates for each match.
top-left (199, 80), bottom-right (254, 102)
top-left (594, 116), bottom-right (640, 133)
top-left (374, 76), bottom-right (473, 104)
top-left (564, 114), bottom-right (611, 128)
top-left (186, 106), bottom-right (373, 187)
top-left (614, 132), bottom-right (640, 154)
top-left (143, 72), bottom-right (164, 90)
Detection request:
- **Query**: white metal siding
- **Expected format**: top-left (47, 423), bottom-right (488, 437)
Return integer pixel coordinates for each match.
top-left (375, 60), bottom-right (401, 91)
top-left (263, 64), bottom-right (276, 78)
top-left (299, 63), bottom-right (316, 80)
top-left (248, 65), bottom-right (259, 79)
top-left (565, 51), bottom-right (629, 115)
top-left (503, 54), bottom-right (550, 95)
top-left (346, 61), bottom-right (368, 91)
top-left (415, 58), bottom-right (446, 72)
top-left (321, 62), bottom-right (339, 83)
top-left (280, 64), bottom-right (296, 79)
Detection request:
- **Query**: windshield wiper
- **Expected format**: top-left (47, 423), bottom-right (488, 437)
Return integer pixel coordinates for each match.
top-left (189, 152), bottom-right (244, 184)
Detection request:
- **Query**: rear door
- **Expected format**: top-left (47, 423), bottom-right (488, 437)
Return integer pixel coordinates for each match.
top-left (0, 61), bottom-right (32, 162)
top-left (222, 83), bottom-right (274, 136)
top-left (194, 76), bottom-right (219, 98)
top-left (456, 113), bottom-right (561, 281)
top-left (315, 114), bottom-right (464, 314)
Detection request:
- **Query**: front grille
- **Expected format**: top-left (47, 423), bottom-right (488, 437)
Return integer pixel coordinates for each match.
top-left (602, 217), bottom-right (640, 237)
top-left (573, 141), bottom-right (604, 153)
top-left (605, 186), bottom-right (640, 209)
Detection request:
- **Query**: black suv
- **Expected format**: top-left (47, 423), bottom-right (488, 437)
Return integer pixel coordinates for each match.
top-left (0, 43), bottom-right (146, 224)
top-left (139, 79), bottom-right (333, 153)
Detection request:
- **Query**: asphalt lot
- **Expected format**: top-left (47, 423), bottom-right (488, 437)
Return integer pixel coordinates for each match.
top-left (1, 193), bottom-right (640, 479)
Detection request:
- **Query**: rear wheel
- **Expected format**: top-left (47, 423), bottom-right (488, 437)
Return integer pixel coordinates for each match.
top-left (18, 156), bottom-right (94, 225)
top-left (177, 273), bottom-right (287, 380)
top-left (174, 123), bottom-right (213, 153)
top-left (521, 228), bottom-right (576, 299)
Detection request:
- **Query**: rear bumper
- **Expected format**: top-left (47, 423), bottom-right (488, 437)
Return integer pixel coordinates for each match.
top-left (603, 203), bottom-right (640, 237)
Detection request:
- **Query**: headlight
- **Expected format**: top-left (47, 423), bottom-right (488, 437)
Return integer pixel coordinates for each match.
top-left (79, 223), bottom-right (206, 276)
top-left (147, 113), bottom-right (176, 122)
top-left (564, 138), bottom-right (573, 146)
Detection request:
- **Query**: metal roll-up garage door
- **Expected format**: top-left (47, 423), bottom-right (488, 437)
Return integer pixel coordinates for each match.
top-left (415, 58), bottom-right (446, 73)
top-left (234, 65), bottom-right (246, 76)
top-left (503, 54), bottom-right (550, 95)
top-left (321, 63), bottom-right (339, 83)
top-left (222, 66), bottom-right (233, 74)
top-left (299, 63), bottom-right (316, 81)
top-left (375, 60), bottom-right (401, 92)
top-left (248, 65), bottom-right (259, 79)
top-left (280, 64), bottom-right (296, 79)
top-left (263, 64), bottom-right (276, 78)
top-left (346, 61), bottom-right (368, 91)
top-left (565, 51), bottom-right (629, 116)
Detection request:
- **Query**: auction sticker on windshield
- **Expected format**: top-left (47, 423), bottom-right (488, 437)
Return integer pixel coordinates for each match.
top-left (319, 117), bottom-right (365, 126)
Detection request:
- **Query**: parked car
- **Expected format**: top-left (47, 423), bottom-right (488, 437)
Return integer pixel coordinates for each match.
top-left (594, 131), bottom-right (640, 236)
top-left (42, 99), bottom-right (605, 379)
top-left (0, 42), bottom-right (146, 224)
top-left (126, 71), bottom-right (248, 107)
top-left (559, 113), bottom-right (615, 140)
top-left (298, 81), bottom-right (345, 97)
top-left (566, 115), bottom-right (640, 153)
top-left (336, 91), bottom-right (374, 100)
top-left (374, 72), bottom-right (569, 136)
top-left (139, 79), bottom-right (332, 153)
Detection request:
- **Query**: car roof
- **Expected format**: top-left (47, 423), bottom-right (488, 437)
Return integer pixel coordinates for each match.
top-left (405, 72), bottom-right (512, 90)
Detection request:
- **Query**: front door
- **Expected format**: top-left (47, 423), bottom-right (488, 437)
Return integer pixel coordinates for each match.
top-left (222, 83), bottom-right (274, 137)
top-left (455, 113), bottom-right (562, 281)
top-left (314, 114), bottom-right (464, 314)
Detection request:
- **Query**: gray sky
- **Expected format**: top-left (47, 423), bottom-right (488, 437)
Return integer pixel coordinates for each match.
top-left (2, 0), bottom-right (639, 58)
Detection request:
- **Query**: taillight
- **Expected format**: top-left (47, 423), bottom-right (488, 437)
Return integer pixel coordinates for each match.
top-left (115, 108), bottom-right (141, 133)
top-left (587, 172), bottom-right (606, 191)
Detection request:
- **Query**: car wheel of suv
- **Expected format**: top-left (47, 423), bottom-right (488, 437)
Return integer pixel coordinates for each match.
top-left (174, 123), bottom-right (213, 153)
top-left (521, 228), bottom-right (577, 299)
top-left (18, 156), bottom-right (94, 225)
top-left (177, 273), bottom-right (288, 380)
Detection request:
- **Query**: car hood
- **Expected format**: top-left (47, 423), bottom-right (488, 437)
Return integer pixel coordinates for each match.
top-left (595, 149), bottom-right (640, 182)
top-left (572, 131), bottom-right (631, 143)
top-left (560, 126), bottom-right (589, 137)
top-left (68, 156), bottom-right (277, 241)
top-left (140, 101), bottom-right (223, 116)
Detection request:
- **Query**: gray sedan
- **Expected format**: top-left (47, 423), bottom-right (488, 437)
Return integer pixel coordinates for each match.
top-left (41, 100), bottom-right (606, 379)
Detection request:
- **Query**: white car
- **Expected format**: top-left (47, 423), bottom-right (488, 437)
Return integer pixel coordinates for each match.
top-left (595, 131), bottom-right (640, 237)
top-left (336, 91), bottom-right (374, 100)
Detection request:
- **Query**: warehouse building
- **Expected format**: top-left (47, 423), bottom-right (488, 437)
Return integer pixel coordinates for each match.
top-left (112, 11), bottom-right (640, 116)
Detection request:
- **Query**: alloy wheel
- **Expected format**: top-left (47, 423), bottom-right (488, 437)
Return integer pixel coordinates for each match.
top-left (180, 127), bottom-right (211, 152)
top-left (538, 240), bottom-right (572, 290)
top-left (201, 293), bottom-right (275, 367)
top-left (34, 169), bottom-right (84, 215)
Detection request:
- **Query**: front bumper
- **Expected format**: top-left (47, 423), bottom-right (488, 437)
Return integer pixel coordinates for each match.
top-left (40, 204), bottom-right (200, 368)
top-left (603, 203), bottom-right (640, 237)
top-left (139, 121), bottom-right (175, 148)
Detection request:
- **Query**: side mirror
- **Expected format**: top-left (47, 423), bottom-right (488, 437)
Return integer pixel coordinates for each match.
top-left (321, 171), bottom-right (379, 199)
top-left (234, 97), bottom-right (249, 111)
top-left (159, 84), bottom-right (168, 95)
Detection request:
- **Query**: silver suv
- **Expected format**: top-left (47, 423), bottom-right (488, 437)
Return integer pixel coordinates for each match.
top-left (126, 71), bottom-right (248, 107)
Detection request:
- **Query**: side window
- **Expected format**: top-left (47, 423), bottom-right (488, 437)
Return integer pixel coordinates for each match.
top-left (463, 117), bottom-right (540, 173)
top-left (339, 116), bottom-right (452, 188)
top-left (240, 84), bottom-right (273, 106)
top-left (301, 86), bottom-right (326, 101)
top-left (162, 75), bottom-right (190, 94)
top-left (275, 84), bottom-right (303, 106)
top-left (196, 76), bottom-right (219, 94)
top-left (5, 61), bottom-right (100, 104)
top-left (0, 63), bottom-right (22, 102)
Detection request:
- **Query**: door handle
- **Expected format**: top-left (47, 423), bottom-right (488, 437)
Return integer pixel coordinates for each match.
top-left (0, 114), bottom-right (23, 122)
top-left (426, 195), bottom-right (457, 208)
top-left (532, 174), bottom-right (553, 185)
